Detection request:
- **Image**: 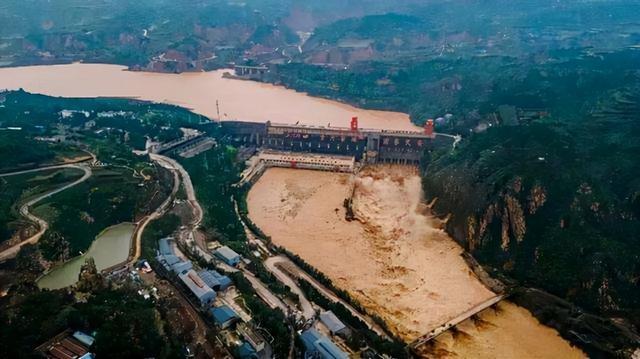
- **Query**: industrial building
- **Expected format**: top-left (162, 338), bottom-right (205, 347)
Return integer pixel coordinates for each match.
top-left (214, 246), bottom-right (241, 267)
top-left (300, 328), bottom-right (349, 359)
top-left (237, 342), bottom-right (258, 359)
top-left (198, 269), bottom-right (232, 291)
top-left (257, 150), bottom-right (356, 173)
top-left (35, 330), bottom-right (95, 359)
top-left (319, 311), bottom-right (350, 337)
top-left (210, 305), bottom-right (240, 329)
top-left (178, 270), bottom-right (217, 307)
top-left (156, 237), bottom-right (231, 308)
top-left (238, 323), bottom-right (267, 353)
top-left (222, 118), bottom-right (454, 165)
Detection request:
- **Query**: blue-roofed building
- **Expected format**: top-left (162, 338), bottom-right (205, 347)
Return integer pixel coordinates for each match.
top-left (171, 260), bottom-right (193, 274)
top-left (210, 305), bottom-right (240, 329)
top-left (158, 237), bottom-right (174, 256)
top-left (300, 328), bottom-right (348, 359)
top-left (237, 342), bottom-right (258, 359)
top-left (179, 270), bottom-right (216, 307)
top-left (198, 269), bottom-right (232, 291)
top-left (319, 311), bottom-right (350, 337)
top-left (214, 246), bottom-right (241, 267)
top-left (156, 253), bottom-right (182, 271)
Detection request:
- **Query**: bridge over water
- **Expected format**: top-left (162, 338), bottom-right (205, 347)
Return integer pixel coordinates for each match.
top-left (409, 294), bottom-right (507, 351)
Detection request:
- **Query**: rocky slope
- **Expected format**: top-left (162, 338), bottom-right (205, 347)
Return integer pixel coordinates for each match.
top-left (422, 87), bottom-right (640, 357)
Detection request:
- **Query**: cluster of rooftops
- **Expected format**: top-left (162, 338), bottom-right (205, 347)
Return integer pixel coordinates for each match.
top-left (156, 238), bottom-right (234, 307)
top-left (155, 237), bottom-right (350, 359)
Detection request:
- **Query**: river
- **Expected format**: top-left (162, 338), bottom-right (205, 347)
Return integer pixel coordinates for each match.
top-left (1, 63), bottom-right (584, 357)
top-left (37, 223), bottom-right (135, 290)
top-left (247, 167), bottom-right (586, 358)
top-left (0, 63), bottom-right (418, 131)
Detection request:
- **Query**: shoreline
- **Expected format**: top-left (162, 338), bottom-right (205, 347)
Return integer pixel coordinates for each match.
top-left (0, 63), bottom-right (418, 131)
top-left (36, 222), bottom-right (135, 289)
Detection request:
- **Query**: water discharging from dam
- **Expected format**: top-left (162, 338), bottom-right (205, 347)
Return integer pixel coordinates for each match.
top-left (0, 63), bottom-right (584, 357)
top-left (247, 166), bottom-right (585, 358)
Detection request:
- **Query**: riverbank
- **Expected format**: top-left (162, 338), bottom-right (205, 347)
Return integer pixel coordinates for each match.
top-left (246, 166), bottom-right (586, 357)
top-left (0, 63), bottom-right (418, 131)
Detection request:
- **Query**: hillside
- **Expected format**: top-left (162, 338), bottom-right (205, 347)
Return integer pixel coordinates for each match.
top-left (422, 85), bottom-right (640, 356)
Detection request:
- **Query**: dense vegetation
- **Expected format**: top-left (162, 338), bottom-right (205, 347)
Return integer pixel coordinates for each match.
top-left (231, 272), bottom-right (292, 358)
top-left (179, 145), bottom-right (246, 254)
top-left (0, 91), bottom-right (201, 260)
top-left (420, 71), bottom-right (640, 355)
top-left (0, 132), bottom-right (56, 172)
top-left (0, 284), bottom-right (177, 358)
top-left (0, 168), bottom-right (83, 243)
top-left (32, 166), bottom-right (171, 260)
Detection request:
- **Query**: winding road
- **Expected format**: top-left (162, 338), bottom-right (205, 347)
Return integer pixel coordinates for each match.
top-left (125, 153), bottom-right (182, 267)
top-left (147, 153), bottom-right (297, 318)
top-left (0, 163), bottom-right (92, 262)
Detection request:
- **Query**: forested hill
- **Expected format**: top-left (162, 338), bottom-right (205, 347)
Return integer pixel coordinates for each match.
top-left (422, 77), bottom-right (640, 356)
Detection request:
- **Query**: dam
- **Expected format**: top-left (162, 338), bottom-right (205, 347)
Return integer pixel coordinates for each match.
top-left (221, 117), bottom-right (458, 165)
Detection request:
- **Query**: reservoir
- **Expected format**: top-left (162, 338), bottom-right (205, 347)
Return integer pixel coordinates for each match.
top-left (0, 63), bottom-right (418, 131)
top-left (37, 223), bottom-right (135, 290)
top-left (0, 63), bottom-right (584, 357)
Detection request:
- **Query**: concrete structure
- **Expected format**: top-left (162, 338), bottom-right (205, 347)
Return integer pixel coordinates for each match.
top-left (210, 305), bottom-right (240, 329)
top-left (238, 324), bottom-right (267, 353)
top-left (71, 332), bottom-right (95, 348)
top-left (258, 150), bottom-right (355, 172)
top-left (222, 121), bottom-right (456, 165)
top-left (214, 246), bottom-right (241, 267)
top-left (178, 269), bottom-right (217, 307)
top-left (171, 260), bottom-right (193, 274)
top-left (158, 238), bottom-right (174, 256)
top-left (410, 294), bottom-right (506, 350)
top-left (150, 133), bottom-right (207, 155)
top-left (234, 65), bottom-right (268, 78)
top-left (198, 269), bottom-right (232, 291)
top-left (319, 311), bottom-right (350, 337)
top-left (300, 328), bottom-right (348, 359)
top-left (157, 254), bottom-right (182, 270)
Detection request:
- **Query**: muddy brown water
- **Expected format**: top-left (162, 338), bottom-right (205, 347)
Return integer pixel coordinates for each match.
top-left (0, 64), bottom-right (585, 357)
top-left (0, 63), bottom-right (418, 131)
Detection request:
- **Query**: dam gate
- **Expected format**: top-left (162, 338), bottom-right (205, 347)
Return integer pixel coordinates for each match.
top-left (221, 118), bottom-right (455, 165)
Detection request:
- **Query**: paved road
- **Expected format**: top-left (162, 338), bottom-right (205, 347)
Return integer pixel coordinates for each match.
top-left (266, 255), bottom-right (390, 339)
top-left (0, 164), bottom-right (92, 262)
top-left (150, 153), bottom-right (292, 318)
top-left (126, 154), bottom-right (181, 266)
top-left (242, 269), bottom-right (290, 314)
top-left (150, 153), bottom-right (203, 227)
top-left (264, 256), bottom-right (315, 320)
